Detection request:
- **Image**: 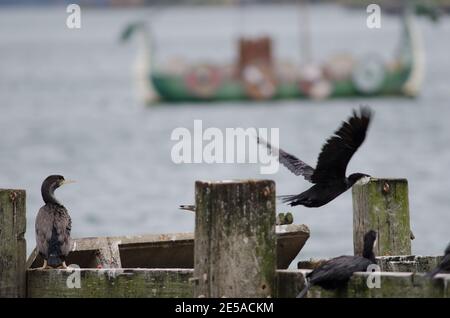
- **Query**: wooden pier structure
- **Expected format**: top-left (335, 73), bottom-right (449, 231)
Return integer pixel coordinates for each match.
top-left (0, 179), bottom-right (449, 298)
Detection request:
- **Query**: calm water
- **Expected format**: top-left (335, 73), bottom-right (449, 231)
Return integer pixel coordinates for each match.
top-left (0, 5), bottom-right (449, 265)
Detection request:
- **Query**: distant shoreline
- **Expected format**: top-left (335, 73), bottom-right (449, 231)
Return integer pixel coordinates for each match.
top-left (1, 0), bottom-right (450, 15)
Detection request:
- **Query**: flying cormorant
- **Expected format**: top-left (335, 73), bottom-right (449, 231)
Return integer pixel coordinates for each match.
top-left (297, 230), bottom-right (377, 298)
top-left (35, 175), bottom-right (75, 269)
top-left (428, 243), bottom-right (450, 278)
top-left (259, 107), bottom-right (372, 207)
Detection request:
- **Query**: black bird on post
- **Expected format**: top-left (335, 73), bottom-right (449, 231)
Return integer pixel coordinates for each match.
top-left (35, 175), bottom-right (75, 269)
top-left (297, 230), bottom-right (377, 298)
top-left (428, 243), bottom-right (450, 278)
top-left (259, 107), bottom-right (372, 207)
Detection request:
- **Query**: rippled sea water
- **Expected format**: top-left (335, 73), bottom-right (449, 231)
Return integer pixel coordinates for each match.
top-left (0, 4), bottom-right (449, 265)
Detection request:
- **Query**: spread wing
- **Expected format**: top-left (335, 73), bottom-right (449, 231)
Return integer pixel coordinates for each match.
top-left (258, 136), bottom-right (315, 183)
top-left (311, 107), bottom-right (372, 183)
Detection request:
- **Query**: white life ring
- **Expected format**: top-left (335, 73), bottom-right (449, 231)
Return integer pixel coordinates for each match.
top-left (352, 55), bottom-right (386, 94)
top-left (242, 62), bottom-right (276, 100)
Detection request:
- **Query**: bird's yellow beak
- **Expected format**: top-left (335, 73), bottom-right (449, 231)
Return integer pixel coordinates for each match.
top-left (61, 179), bottom-right (76, 186)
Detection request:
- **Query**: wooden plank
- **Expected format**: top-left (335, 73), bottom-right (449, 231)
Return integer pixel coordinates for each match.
top-left (25, 268), bottom-right (450, 298)
top-left (376, 255), bottom-right (444, 272)
top-left (27, 225), bottom-right (309, 270)
top-left (352, 178), bottom-right (412, 256)
top-left (26, 269), bottom-right (306, 298)
top-left (194, 180), bottom-right (276, 297)
top-left (298, 255), bottom-right (444, 273)
top-left (275, 270), bottom-right (306, 298)
top-left (27, 232), bottom-right (195, 269)
top-left (27, 268), bottom-right (193, 298)
top-left (275, 224), bottom-right (309, 269)
top-left (306, 271), bottom-right (450, 298)
top-left (0, 189), bottom-right (26, 298)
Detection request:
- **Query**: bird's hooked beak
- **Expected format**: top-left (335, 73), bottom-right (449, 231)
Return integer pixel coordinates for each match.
top-left (61, 179), bottom-right (76, 186)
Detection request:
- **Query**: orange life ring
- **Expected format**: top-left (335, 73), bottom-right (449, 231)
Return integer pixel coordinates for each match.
top-left (185, 65), bottom-right (221, 98)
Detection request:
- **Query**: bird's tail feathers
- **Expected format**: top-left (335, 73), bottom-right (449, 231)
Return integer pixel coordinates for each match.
top-left (277, 194), bottom-right (302, 206)
top-left (179, 205), bottom-right (195, 212)
top-left (426, 267), bottom-right (441, 279)
top-left (47, 227), bottom-right (63, 268)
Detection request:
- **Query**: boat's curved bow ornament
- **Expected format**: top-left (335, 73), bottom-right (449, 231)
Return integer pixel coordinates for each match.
top-left (400, 8), bottom-right (425, 97)
top-left (121, 21), bottom-right (159, 104)
top-left (122, 4), bottom-right (433, 104)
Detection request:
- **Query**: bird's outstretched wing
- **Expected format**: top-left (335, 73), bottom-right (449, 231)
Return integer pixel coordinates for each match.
top-left (258, 136), bottom-right (315, 183)
top-left (311, 107), bottom-right (372, 183)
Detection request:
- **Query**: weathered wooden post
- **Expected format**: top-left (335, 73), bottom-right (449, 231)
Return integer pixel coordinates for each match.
top-left (194, 180), bottom-right (276, 298)
top-left (353, 178), bottom-right (412, 256)
top-left (0, 189), bottom-right (26, 297)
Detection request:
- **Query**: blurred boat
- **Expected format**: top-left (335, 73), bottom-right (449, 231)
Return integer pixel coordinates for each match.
top-left (121, 6), bottom-right (426, 104)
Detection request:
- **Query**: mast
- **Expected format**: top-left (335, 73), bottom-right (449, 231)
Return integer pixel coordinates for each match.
top-left (298, 0), bottom-right (312, 64)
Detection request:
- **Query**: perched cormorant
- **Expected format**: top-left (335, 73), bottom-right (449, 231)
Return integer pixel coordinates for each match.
top-left (259, 107), bottom-right (372, 207)
top-left (427, 243), bottom-right (450, 278)
top-left (297, 230), bottom-right (377, 298)
top-left (35, 175), bottom-right (75, 269)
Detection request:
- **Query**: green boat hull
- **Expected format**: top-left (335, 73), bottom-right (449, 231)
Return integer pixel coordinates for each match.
top-left (122, 5), bottom-right (423, 104)
top-left (151, 66), bottom-right (412, 103)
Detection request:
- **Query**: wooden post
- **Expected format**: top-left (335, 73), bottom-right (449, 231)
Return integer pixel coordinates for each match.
top-left (194, 180), bottom-right (276, 298)
top-left (353, 178), bottom-right (411, 256)
top-left (0, 189), bottom-right (26, 297)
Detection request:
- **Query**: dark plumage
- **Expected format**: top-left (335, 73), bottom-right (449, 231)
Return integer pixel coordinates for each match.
top-left (428, 243), bottom-right (450, 278)
top-left (259, 107), bottom-right (372, 207)
top-left (179, 204), bottom-right (195, 212)
top-left (35, 175), bottom-right (74, 269)
top-left (297, 230), bottom-right (377, 298)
